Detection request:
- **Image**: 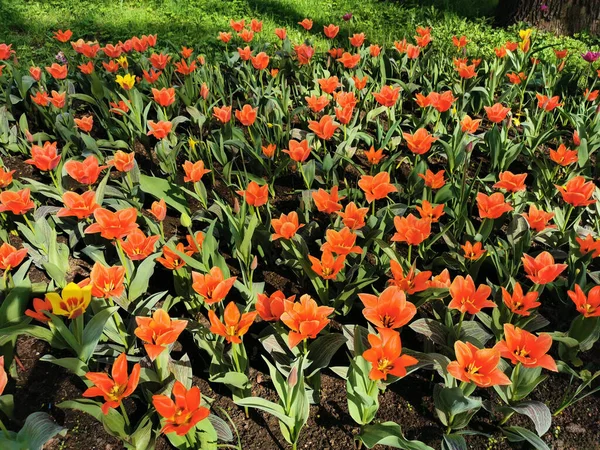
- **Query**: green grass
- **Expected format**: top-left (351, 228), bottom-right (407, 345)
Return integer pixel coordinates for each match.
top-left (0, 0), bottom-right (593, 63)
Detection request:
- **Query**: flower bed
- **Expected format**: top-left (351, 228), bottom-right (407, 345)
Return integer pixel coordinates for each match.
top-left (0, 17), bottom-right (599, 450)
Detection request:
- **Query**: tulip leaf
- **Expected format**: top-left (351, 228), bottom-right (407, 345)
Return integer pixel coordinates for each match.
top-left (502, 426), bottom-right (551, 450)
top-left (507, 401), bottom-right (551, 437)
top-left (360, 421), bottom-right (435, 449)
top-left (39, 355), bottom-right (88, 377)
top-left (80, 305), bottom-right (119, 363)
top-left (441, 434), bottom-right (467, 450)
top-left (235, 397), bottom-right (293, 428)
top-left (139, 174), bottom-right (190, 216)
top-left (306, 332), bottom-right (347, 377)
top-left (128, 252), bottom-right (159, 302)
top-left (10, 412), bottom-right (66, 450)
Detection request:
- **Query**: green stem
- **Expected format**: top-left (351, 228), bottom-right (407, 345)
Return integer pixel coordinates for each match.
top-left (115, 239), bottom-right (131, 284)
top-left (0, 417), bottom-right (10, 438)
top-left (120, 402), bottom-right (131, 428)
top-left (455, 311), bottom-right (466, 340)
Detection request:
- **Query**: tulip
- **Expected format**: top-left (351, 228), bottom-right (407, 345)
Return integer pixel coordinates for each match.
top-left (312, 186), bottom-right (344, 214)
top-left (235, 104), bottom-right (258, 126)
top-left (149, 53), bottom-right (171, 70)
top-left (447, 341), bottom-right (511, 388)
top-left (415, 200), bottom-right (445, 223)
top-left (256, 291), bottom-right (295, 322)
top-left (53, 30), bottom-right (73, 42)
top-left (349, 33), bottom-right (365, 47)
top-left (476, 192), bottom-right (513, 219)
top-left (236, 181), bottom-right (268, 207)
top-left (135, 309), bottom-right (188, 361)
top-left (522, 205), bottom-right (555, 232)
top-left (308, 249), bottom-right (346, 280)
top-left (337, 52), bottom-right (361, 68)
top-left (308, 115), bottom-right (338, 140)
top-left (495, 324), bottom-right (557, 371)
top-left (461, 241), bottom-right (486, 260)
top-left (152, 87), bottom-right (176, 107)
top-left (358, 172), bottom-right (397, 203)
top-left (448, 275), bottom-right (495, 315)
top-left (493, 171), bottom-right (527, 192)
top-left (50, 90), bottom-right (66, 108)
top-left (0, 243), bottom-right (28, 271)
top-left (45, 63), bottom-right (68, 79)
top-left (337, 202), bottom-right (368, 230)
top-left (549, 144), bottom-right (578, 166)
top-left (536, 93), bottom-right (562, 111)
top-left (484, 103), bottom-right (510, 123)
top-left (555, 176), bottom-right (596, 207)
top-left (502, 283), bottom-right (540, 316)
top-left (418, 169), bottom-right (445, 189)
top-left (373, 85), bottom-right (401, 107)
top-left (115, 73), bottom-right (135, 90)
top-left (56, 191), bottom-right (100, 220)
top-left (25, 297), bottom-right (52, 323)
top-left (352, 75), bottom-right (368, 90)
top-left (31, 91), bottom-right (51, 106)
top-left (147, 120), bottom-right (172, 140)
top-left (0, 168), bottom-right (14, 189)
top-left (403, 128), bottom-right (437, 155)
top-left (83, 353), bottom-right (141, 414)
top-left (387, 260), bottom-right (430, 294)
top-left (74, 115), bottom-right (94, 133)
top-left (251, 52), bottom-right (269, 70)
top-left (283, 139), bottom-right (311, 162)
top-left (119, 229), bottom-right (161, 261)
top-left (576, 234), bottom-right (600, 258)
top-left (150, 199), bottom-right (167, 221)
top-left (0, 189), bottom-right (35, 215)
top-left (280, 294), bottom-right (334, 348)
top-left (567, 284), bottom-right (600, 318)
top-left (191, 267), bottom-right (237, 305)
top-left (392, 214), bottom-right (431, 246)
top-left (157, 243), bottom-right (192, 270)
top-left (294, 43), bottom-right (314, 65)
top-left (84, 207), bottom-right (139, 240)
top-left (521, 251), bottom-right (567, 285)
top-left (323, 24), bottom-right (339, 39)
top-left (271, 211), bottom-right (303, 240)
top-left (238, 29), bottom-right (254, 43)
top-left (213, 105), bottom-right (232, 124)
top-left (208, 301), bottom-right (257, 344)
top-left (322, 227), bottom-right (362, 256)
top-left (363, 327), bottom-right (418, 382)
top-left (46, 282), bottom-right (93, 319)
top-left (359, 286), bottom-right (416, 329)
top-left (152, 381), bottom-right (210, 436)
top-left (64, 155), bottom-right (107, 185)
top-left (182, 160), bottom-right (210, 183)
top-left (275, 28), bottom-right (287, 40)
top-left (25, 142), bottom-right (61, 171)
top-left (298, 18), bottom-right (313, 30)
top-left (174, 59), bottom-right (196, 75)
top-left (305, 95), bottom-right (330, 113)
top-left (237, 46), bottom-right (251, 61)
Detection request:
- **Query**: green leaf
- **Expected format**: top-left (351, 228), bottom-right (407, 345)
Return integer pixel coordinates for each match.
top-left (128, 253), bottom-right (159, 302)
top-left (502, 426), bottom-right (551, 450)
top-left (360, 422), bottom-right (435, 449)
top-left (139, 174), bottom-right (190, 215)
top-left (507, 401), bottom-right (551, 437)
top-left (235, 397), bottom-right (293, 428)
top-left (306, 333), bottom-right (347, 377)
top-left (81, 306), bottom-right (119, 363)
top-left (16, 412), bottom-right (66, 450)
top-left (39, 355), bottom-right (88, 377)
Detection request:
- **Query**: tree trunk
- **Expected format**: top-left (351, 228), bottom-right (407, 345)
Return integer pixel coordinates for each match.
top-left (496, 0), bottom-right (600, 36)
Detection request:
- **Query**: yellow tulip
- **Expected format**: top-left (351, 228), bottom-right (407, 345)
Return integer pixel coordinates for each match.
top-left (46, 282), bottom-right (92, 319)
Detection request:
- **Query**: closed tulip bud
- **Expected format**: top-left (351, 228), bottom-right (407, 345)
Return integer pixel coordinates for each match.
top-left (180, 212), bottom-right (192, 228)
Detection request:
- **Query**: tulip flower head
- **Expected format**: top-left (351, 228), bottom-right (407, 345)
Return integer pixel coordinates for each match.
top-left (363, 328), bottom-right (418, 381)
top-left (46, 282), bottom-right (93, 319)
top-left (208, 301), bottom-right (257, 344)
top-left (135, 309), bottom-right (188, 361)
top-left (359, 286), bottom-right (417, 329)
top-left (280, 294), bottom-right (334, 348)
top-left (447, 341), bottom-right (511, 388)
top-left (495, 324), bottom-right (557, 371)
top-left (192, 267), bottom-right (237, 305)
top-left (152, 381), bottom-right (209, 436)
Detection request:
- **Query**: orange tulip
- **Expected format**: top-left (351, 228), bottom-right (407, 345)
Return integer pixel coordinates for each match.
top-left (567, 284), bottom-right (600, 318)
top-left (359, 286), bottom-right (416, 329)
top-left (275, 28), bottom-right (287, 40)
top-left (0, 167), bottom-right (15, 189)
top-left (56, 190), bottom-right (100, 219)
top-left (0, 189), bottom-right (35, 215)
top-left (147, 120), bottom-right (172, 140)
top-left (236, 181), bottom-right (268, 207)
top-left (25, 142), bottom-right (61, 171)
top-left (78, 62), bottom-right (94, 75)
top-left (392, 214), bottom-right (431, 246)
top-left (459, 115), bottom-right (480, 134)
top-left (584, 88), bottom-right (599, 101)
top-left (452, 35), bottom-right (468, 48)
top-left (213, 105), bottom-right (232, 123)
top-left (335, 105), bottom-right (354, 124)
top-left (506, 72), bottom-right (526, 84)
top-left (370, 44), bottom-right (381, 57)
top-left (429, 269), bottom-right (451, 289)
top-left (323, 24), bottom-right (339, 39)
top-left (150, 199), bottom-right (167, 221)
top-left (522, 205), bottom-right (555, 232)
top-left (218, 31), bottom-right (232, 43)
top-left (388, 260), bottom-right (431, 294)
top-left (74, 115), bottom-right (94, 132)
top-left (364, 147), bottom-right (384, 165)
top-left (555, 176), bottom-right (596, 207)
top-left (262, 143), bottom-right (276, 158)
top-left (256, 291), bottom-right (295, 322)
top-left (84, 207), bottom-right (139, 240)
top-left (237, 46), bottom-right (251, 61)
top-left (184, 232), bottom-right (205, 254)
top-left (349, 33), bottom-right (365, 47)
top-left (283, 139), bottom-right (311, 162)
top-left (428, 91), bottom-right (456, 112)
top-left (157, 243), bottom-right (192, 270)
top-left (308, 115), bottom-right (338, 140)
top-left (496, 324), bottom-right (557, 371)
top-left (352, 75), bottom-right (368, 90)
top-left (31, 91), bottom-right (50, 106)
top-left (308, 249), bottom-right (346, 280)
top-left (494, 171), bottom-right (527, 192)
top-left (312, 186), bottom-right (344, 214)
top-left (462, 241), bottom-right (486, 260)
top-left (64, 155), bottom-right (107, 185)
top-left (373, 85), bottom-right (400, 107)
top-left (318, 76), bottom-right (339, 94)
top-left (149, 53), bottom-right (171, 70)
top-left (87, 262), bottom-right (125, 299)
top-left (305, 95), bottom-right (330, 113)
top-left (415, 200), bottom-right (445, 223)
top-left (549, 144), bottom-right (578, 166)
top-left (135, 309), bottom-right (188, 361)
top-left (502, 282), bottom-right (540, 316)
top-left (406, 44), bottom-right (420, 59)
top-left (152, 87), bottom-right (175, 107)
top-left (109, 151), bottom-right (135, 172)
top-left (484, 103), bottom-right (510, 123)
top-left (298, 18), bottom-right (313, 30)
top-left (358, 172), bottom-right (397, 203)
top-left (235, 104), bottom-right (258, 126)
top-left (418, 169), bottom-right (445, 189)
top-left (53, 29), bottom-right (73, 42)
top-left (321, 227), bottom-right (362, 256)
top-left (476, 192), bottom-right (513, 219)
top-left (403, 128), bottom-right (437, 155)
top-left (110, 100), bottom-right (130, 115)
top-left (152, 381), bottom-right (209, 436)
top-left (119, 229), bottom-right (161, 261)
top-left (495, 46), bottom-right (508, 58)
top-left (182, 160), bottom-right (210, 183)
top-left (447, 341), bottom-right (511, 388)
top-left (280, 294), bottom-right (333, 348)
top-left (271, 211), bottom-right (303, 240)
top-left (83, 353), bottom-right (141, 415)
top-left (174, 59), bottom-right (196, 75)
top-left (337, 202), bottom-right (368, 230)
top-left (250, 18), bottom-right (263, 32)
top-left (251, 52), bottom-right (269, 70)
top-left (536, 93), bottom-right (562, 111)
top-left (0, 243), bottom-right (27, 271)
top-left (456, 63), bottom-right (476, 79)
top-left (45, 63), bottom-right (68, 79)
top-left (337, 52), bottom-right (361, 68)
top-left (363, 328), bottom-right (417, 381)
top-left (229, 19), bottom-right (245, 32)
top-left (49, 90), bottom-right (66, 108)
top-left (25, 297), bottom-right (52, 323)
top-left (294, 43), bottom-right (314, 65)
top-left (192, 267), bottom-right (237, 305)
top-left (238, 29), bottom-right (254, 43)
top-left (448, 275), bottom-right (495, 314)
top-left (522, 251), bottom-right (567, 285)
top-left (576, 234), bottom-right (600, 258)
top-left (208, 301), bottom-right (257, 344)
